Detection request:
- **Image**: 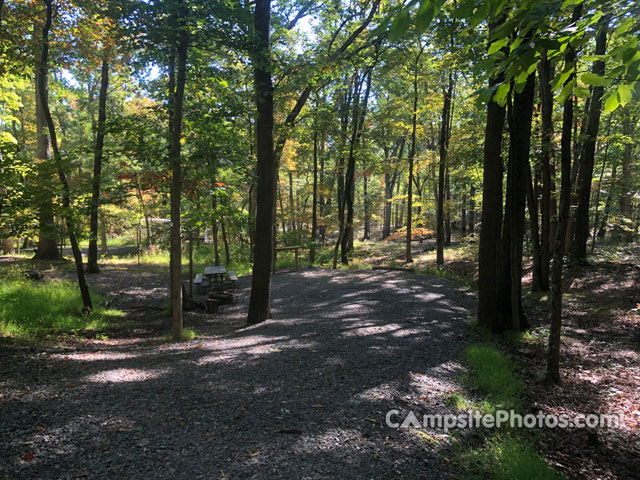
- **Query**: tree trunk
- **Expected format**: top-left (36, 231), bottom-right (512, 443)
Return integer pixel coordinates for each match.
top-left (548, 6), bottom-right (581, 382)
top-left (538, 52), bottom-right (554, 291)
top-left (248, 0), bottom-right (276, 325)
top-left (598, 163), bottom-right (616, 237)
top-left (407, 50), bottom-right (423, 264)
top-left (436, 72), bottom-right (453, 265)
top-left (87, 57), bottom-right (109, 273)
top-left (591, 115), bottom-right (612, 252)
top-left (38, 0), bottom-right (91, 310)
top-left (572, 17), bottom-right (608, 263)
top-left (168, 0), bottom-right (188, 339)
top-left (618, 109), bottom-right (634, 242)
top-left (526, 159), bottom-right (542, 292)
top-left (477, 26), bottom-right (507, 332)
top-left (504, 71), bottom-right (535, 331)
top-left (310, 127), bottom-right (318, 263)
top-left (363, 175), bottom-right (370, 240)
top-left (33, 16), bottom-right (59, 260)
top-left (469, 186), bottom-right (475, 234)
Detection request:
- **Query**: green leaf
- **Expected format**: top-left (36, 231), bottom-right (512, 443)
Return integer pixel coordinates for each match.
top-left (580, 73), bottom-right (608, 87)
top-left (452, 0), bottom-right (475, 19)
top-left (561, 0), bottom-right (581, 8)
top-left (603, 92), bottom-right (619, 113)
top-left (617, 84), bottom-right (632, 106)
top-left (613, 17), bottom-right (634, 38)
top-left (488, 38), bottom-right (509, 55)
top-left (574, 86), bottom-right (590, 98)
top-left (556, 79), bottom-right (576, 105)
top-left (493, 83), bottom-right (510, 107)
top-left (415, 1), bottom-right (435, 32)
top-left (390, 10), bottom-right (411, 42)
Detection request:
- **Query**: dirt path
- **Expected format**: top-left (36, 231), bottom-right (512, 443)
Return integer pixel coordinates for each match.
top-left (1, 268), bottom-right (474, 479)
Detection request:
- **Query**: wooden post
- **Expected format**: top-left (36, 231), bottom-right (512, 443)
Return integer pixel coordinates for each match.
top-left (294, 247), bottom-right (299, 270)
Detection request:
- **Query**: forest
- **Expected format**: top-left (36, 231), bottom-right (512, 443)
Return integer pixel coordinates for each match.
top-left (1, 0), bottom-right (639, 478)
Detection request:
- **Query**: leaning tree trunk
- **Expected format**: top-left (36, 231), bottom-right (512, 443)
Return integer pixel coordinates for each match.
top-left (33, 16), bottom-right (59, 260)
top-left (87, 57), bottom-right (109, 273)
top-left (38, 0), bottom-right (91, 310)
top-left (572, 17), bottom-right (608, 263)
top-left (248, 0), bottom-right (276, 325)
top-left (548, 6), bottom-right (581, 382)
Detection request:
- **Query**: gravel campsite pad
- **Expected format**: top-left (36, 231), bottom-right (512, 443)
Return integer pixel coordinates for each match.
top-left (1, 268), bottom-right (475, 479)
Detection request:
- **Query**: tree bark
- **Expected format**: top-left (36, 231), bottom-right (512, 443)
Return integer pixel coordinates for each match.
top-left (87, 57), bottom-right (109, 273)
top-left (33, 16), bottom-right (59, 260)
top-left (248, 0), bottom-right (276, 325)
top-left (310, 127), bottom-right (318, 263)
top-left (505, 71), bottom-right (535, 331)
top-left (572, 17), bottom-right (608, 262)
top-left (618, 109), bottom-right (634, 242)
top-left (538, 52), bottom-right (554, 290)
top-left (436, 72), bottom-right (454, 265)
top-left (168, 0), bottom-right (188, 339)
top-left (548, 6), bottom-right (581, 382)
top-left (477, 20), bottom-right (506, 332)
top-left (407, 48), bottom-right (423, 263)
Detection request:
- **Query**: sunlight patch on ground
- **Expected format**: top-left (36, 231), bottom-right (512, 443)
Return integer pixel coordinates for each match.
top-left (51, 351), bottom-right (141, 362)
top-left (341, 323), bottom-right (402, 337)
top-left (84, 368), bottom-right (168, 383)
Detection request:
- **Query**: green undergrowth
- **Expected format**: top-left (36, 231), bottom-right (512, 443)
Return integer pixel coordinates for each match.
top-left (162, 327), bottom-right (198, 342)
top-left (447, 342), bottom-right (560, 479)
top-left (0, 271), bottom-right (125, 338)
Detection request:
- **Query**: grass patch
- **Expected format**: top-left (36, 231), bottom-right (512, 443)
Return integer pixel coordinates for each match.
top-left (465, 345), bottom-right (524, 411)
top-left (461, 434), bottom-right (560, 480)
top-left (163, 327), bottom-right (198, 341)
top-left (446, 343), bottom-right (559, 479)
top-left (0, 273), bottom-right (124, 338)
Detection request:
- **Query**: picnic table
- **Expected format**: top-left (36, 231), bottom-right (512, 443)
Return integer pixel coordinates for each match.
top-left (205, 265), bottom-right (227, 285)
top-left (273, 245), bottom-right (301, 272)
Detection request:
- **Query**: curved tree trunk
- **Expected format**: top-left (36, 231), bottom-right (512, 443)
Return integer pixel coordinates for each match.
top-left (38, 0), bottom-right (91, 310)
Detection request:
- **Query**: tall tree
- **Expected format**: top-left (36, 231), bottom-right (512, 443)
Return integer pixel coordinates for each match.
top-left (168, 0), bottom-right (189, 339)
top-left (548, 6), bottom-right (582, 382)
top-left (247, 0), bottom-right (275, 325)
top-left (87, 57), bottom-right (109, 273)
top-left (407, 44), bottom-right (424, 264)
top-left (33, 10), bottom-right (59, 260)
top-left (571, 17), bottom-right (608, 263)
top-left (436, 70), bottom-right (454, 265)
top-left (477, 19), bottom-right (507, 333)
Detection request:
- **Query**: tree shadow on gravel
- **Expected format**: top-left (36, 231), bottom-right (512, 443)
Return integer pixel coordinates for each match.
top-left (1, 269), bottom-right (475, 479)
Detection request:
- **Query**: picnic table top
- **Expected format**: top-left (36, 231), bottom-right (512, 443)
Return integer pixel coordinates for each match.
top-left (205, 265), bottom-right (227, 275)
top-left (275, 245), bottom-right (301, 251)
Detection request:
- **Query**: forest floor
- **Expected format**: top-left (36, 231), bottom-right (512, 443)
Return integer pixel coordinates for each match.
top-left (0, 261), bottom-right (476, 479)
